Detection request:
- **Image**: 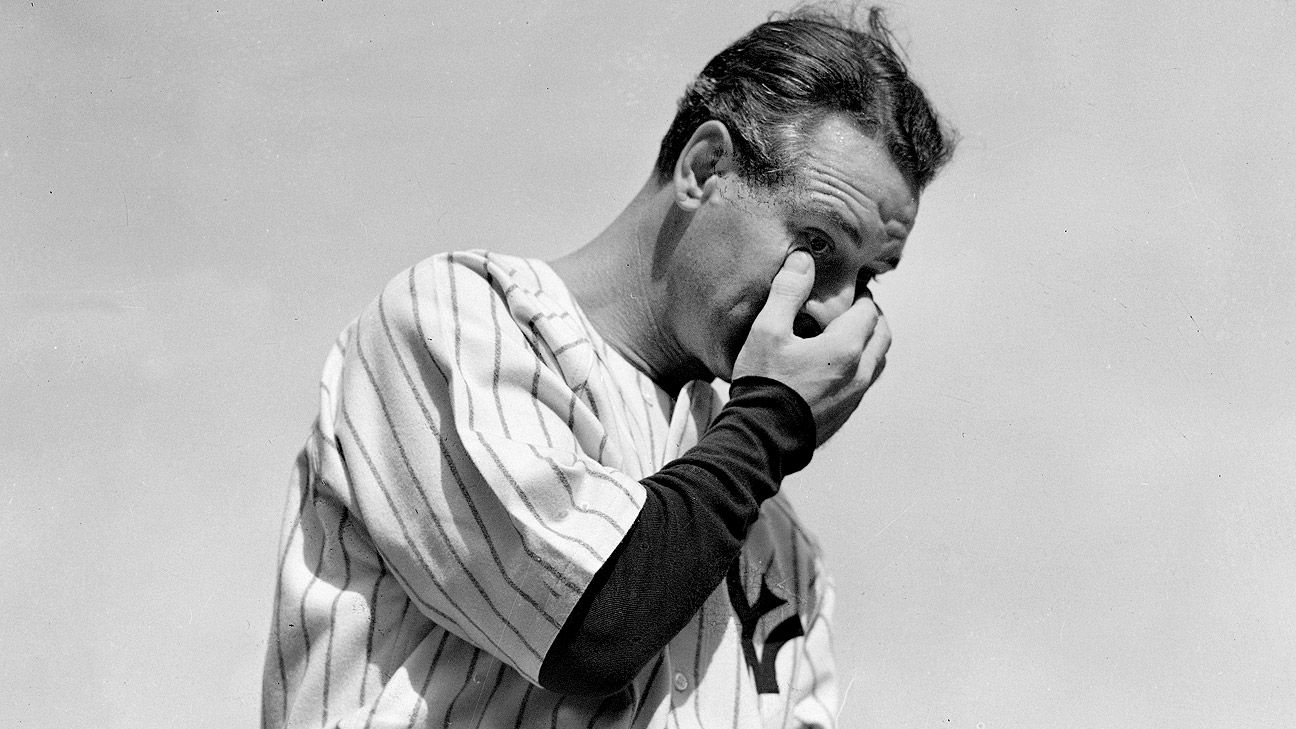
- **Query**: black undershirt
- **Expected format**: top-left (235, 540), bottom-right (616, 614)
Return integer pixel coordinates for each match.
top-left (537, 376), bottom-right (816, 697)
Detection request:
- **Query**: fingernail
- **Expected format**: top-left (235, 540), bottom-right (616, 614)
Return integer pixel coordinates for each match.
top-left (785, 250), bottom-right (811, 273)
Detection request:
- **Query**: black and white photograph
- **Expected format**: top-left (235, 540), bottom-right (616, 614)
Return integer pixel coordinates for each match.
top-left (3, 2), bottom-right (1293, 727)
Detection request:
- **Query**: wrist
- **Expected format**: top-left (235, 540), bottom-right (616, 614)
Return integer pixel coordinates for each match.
top-left (727, 376), bottom-right (817, 474)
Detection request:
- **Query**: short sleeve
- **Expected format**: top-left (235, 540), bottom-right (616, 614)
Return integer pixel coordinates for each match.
top-left (331, 252), bottom-right (647, 683)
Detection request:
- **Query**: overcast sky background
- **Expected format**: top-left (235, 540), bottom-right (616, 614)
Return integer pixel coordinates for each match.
top-left (3, 2), bottom-right (1294, 727)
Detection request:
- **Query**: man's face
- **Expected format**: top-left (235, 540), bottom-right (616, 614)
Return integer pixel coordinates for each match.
top-left (665, 115), bottom-right (919, 381)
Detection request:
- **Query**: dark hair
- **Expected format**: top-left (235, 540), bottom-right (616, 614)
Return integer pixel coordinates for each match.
top-left (653, 5), bottom-right (955, 191)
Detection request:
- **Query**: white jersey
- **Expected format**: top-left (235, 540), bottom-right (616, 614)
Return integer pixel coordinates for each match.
top-left (264, 250), bottom-right (839, 728)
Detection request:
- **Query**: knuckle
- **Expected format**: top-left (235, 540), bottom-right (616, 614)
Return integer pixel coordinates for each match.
top-left (868, 316), bottom-right (891, 347)
top-left (858, 349), bottom-right (879, 371)
top-left (858, 309), bottom-right (880, 335)
top-left (828, 340), bottom-right (862, 369)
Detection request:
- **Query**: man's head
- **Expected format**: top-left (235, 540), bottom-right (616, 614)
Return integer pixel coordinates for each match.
top-left (641, 6), bottom-right (955, 385)
top-left (654, 5), bottom-right (954, 194)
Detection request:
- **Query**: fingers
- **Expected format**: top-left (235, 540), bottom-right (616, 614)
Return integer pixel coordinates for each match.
top-left (751, 251), bottom-right (815, 334)
top-left (817, 294), bottom-right (890, 383)
top-left (821, 290), bottom-right (880, 345)
top-left (856, 314), bottom-right (891, 383)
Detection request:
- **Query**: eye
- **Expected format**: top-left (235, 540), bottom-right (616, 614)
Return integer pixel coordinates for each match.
top-left (806, 232), bottom-right (833, 256)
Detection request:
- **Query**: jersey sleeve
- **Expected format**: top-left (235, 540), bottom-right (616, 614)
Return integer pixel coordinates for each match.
top-left (331, 252), bottom-right (647, 684)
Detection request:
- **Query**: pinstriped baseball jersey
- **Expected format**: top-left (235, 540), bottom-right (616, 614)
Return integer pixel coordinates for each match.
top-left (264, 250), bottom-right (839, 728)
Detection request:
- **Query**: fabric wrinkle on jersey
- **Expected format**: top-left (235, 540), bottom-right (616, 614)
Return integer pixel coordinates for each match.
top-left (264, 250), bottom-right (840, 728)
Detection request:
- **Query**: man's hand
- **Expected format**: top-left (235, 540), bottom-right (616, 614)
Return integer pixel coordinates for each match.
top-left (732, 250), bottom-right (891, 446)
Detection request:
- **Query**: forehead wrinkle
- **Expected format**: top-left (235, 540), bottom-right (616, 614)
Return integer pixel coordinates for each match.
top-left (805, 158), bottom-right (913, 223)
top-left (797, 130), bottom-right (918, 224)
top-left (795, 166), bottom-right (886, 247)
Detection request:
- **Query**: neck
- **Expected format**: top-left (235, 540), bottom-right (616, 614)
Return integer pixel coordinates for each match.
top-left (549, 177), bottom-right (703, 394)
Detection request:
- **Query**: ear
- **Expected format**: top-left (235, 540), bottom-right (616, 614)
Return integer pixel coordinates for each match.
top-left (672, 120), bottom-right (735, 212)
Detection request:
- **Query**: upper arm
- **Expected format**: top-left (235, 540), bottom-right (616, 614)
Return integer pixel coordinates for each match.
top-left (332, 252), bottom-right (646, 683)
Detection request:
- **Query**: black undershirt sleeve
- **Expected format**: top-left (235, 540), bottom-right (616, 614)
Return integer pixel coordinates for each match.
top-left (537, 375), bottom-right (817, 697)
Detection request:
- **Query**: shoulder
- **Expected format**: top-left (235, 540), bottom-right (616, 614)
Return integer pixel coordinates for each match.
top-left (355, 250), bottom-right (566, 348)
top-left (399, 249), bottom-right (561, 300)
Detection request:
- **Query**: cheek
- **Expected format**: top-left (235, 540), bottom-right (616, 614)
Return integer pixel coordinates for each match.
top-left (721, 283), bottom-right (774, 348)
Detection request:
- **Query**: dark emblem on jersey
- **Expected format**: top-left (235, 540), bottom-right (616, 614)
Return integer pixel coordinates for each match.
top-left (726, 559), bottom-right (805, 694)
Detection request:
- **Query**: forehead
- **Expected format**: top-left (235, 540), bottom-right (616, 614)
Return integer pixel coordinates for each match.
top-left (767, 115), bottom-right (918, 228)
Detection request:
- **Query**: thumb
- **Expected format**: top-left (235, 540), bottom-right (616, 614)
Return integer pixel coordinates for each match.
top-left (752, 250), bottom-right (815, 332)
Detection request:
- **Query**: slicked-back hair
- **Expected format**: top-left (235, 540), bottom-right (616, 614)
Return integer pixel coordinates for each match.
top-left (654, 5), bottom-right (955, 192)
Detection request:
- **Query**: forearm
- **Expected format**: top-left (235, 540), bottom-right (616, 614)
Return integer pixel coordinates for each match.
top-left (538, 376), bottom-right (815, 695)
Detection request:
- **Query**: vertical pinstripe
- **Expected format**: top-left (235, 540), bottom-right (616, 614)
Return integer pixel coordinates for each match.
top-left (631, 655), bottom-right (664, 727)
top-left (375, 291), bottom-right (572, 621)
top-left (267, 462), bottom-right (306, 726)
top-left (406, 630), bottom-right (453, 729)
top-left (549, 695), bottom-right (567, 729)
top-left (443, 647), bottom-right (481, 728)
top-left (731, 587), bottom-right (745, 729)
top-left (692, 602), bottom-right (707, 729)
top-left (298, 487), bottom-right (327, 659)
top-left (447, 260), bottom-right (618, 568)
top-left (341, 403), bottom-right (527, 661)
top-left (512, 684), bottom-right (534, 729)
top-left (405, 270), bottom-right (579, 596)
top-left (781, 525), bottom-right (801, 729)
top-left (319, 508), bottom-right (353, 726)
top-left (485, 256), bottom-right (512, 442)
top-left (264, 250), bottom-right (839, 728)
top-left (359, 558), bottom-right (385, 706)
top-left (473, 663), bottom-right (510, 729)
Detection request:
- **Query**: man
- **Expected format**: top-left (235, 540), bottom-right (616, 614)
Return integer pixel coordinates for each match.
top-left (264, 6), bottom-right (953, 728)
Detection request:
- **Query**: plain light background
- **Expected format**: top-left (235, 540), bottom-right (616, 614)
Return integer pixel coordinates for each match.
top-left (3, 2), bottom-right (1293, 727)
